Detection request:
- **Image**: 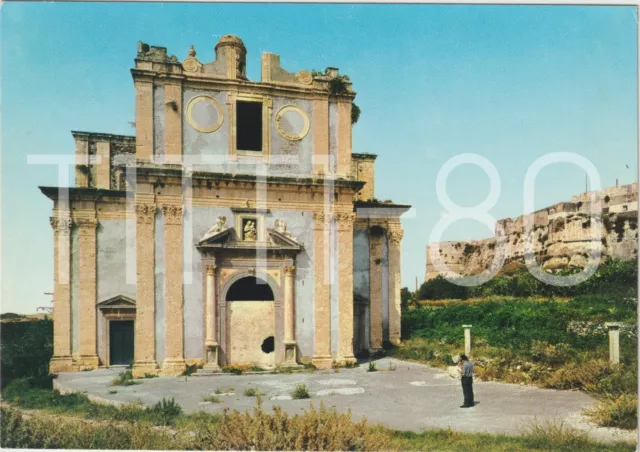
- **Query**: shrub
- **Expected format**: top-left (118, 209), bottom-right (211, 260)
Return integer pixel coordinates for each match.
top-left (149, 398), bottom-right (183, 426)
top-left (206, 399), bottom-right (390, 451)
top-left (585, 394), bottom-right (638, 430)
top-left (222, 366), bottom-right (243, 375)
top-left (291, 384), bottom-right (311, 399)
top-left (1, 319), bottom-right (53, 389)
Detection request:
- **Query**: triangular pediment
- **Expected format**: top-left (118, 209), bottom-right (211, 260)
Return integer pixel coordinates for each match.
top-left (198, 227), bottom-right (231, 246)
top-left (98, 295), bottom-right (136, 308)
top-left (267, 229), bottom-right (303, 249)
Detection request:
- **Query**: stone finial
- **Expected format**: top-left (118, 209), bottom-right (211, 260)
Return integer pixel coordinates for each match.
top-left (188, 45), bottom-right (196, 57)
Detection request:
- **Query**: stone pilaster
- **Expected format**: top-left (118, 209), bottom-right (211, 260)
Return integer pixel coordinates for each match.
top-left (133, 202), bottom-right (158, 376)
top-left (368, 227), bottom-right (384, 352)
top-left (164, 82), bottom-right (183, 163)
top-left (135, 80), bottom-right (154, 161)
top-left (336, 100), bottom-right (352, 177)
top-left (76, 216), bottom-right (100, 369)
top-left (161, 204), bottom-right (186, 375)
top-left (95, 141), bottom-right (111, 189)
top-left (282, 265), bottom-right (299, 366)
top-left (312, 212), bottom-right (332, 368)
top-left (204, 263), bottom-right (220, 370)
top-left (313, 99), bottom-right (329, 175)
top-left (387, 228), bottom-right (404, 346)
top-left (74, 137), bottom-right (89, 188)
top-left (336, 212), bottom-right (356, 364)
top-left (49, 215), bottom-right (74, 373)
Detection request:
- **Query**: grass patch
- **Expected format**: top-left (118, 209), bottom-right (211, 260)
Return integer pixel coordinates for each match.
top-left (214, 387), bottom-right (234, 395)
top-left (291, 384), bottom-right (311, 399)
top-left (367, 361), bottom-right (377, 372)
top-left (201, 394), bottom-right (222, 403)
top-left (249, 365), bottom-right (266, 372)
top-left (243, 387), bottom-right (263, 397)
top-left (111, 371), bottom-right (140, 387)
top-left (584, 394), bottom-right (638, 430)
top-left (222, 366), bottom-right (244, 375)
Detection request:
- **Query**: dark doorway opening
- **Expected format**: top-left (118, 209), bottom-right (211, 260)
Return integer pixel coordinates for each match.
top-left (236, 101), bottom-right (262, 151)
top-left (109, 320), bottom-right (134, 366)
top-left (226, 276), bottom-right (274, 301)
top-left (261, 336), bottom-right (275, 354)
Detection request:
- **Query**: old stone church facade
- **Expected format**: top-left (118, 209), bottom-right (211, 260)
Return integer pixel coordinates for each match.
top-left (43, 36), bottom-right (409, 376)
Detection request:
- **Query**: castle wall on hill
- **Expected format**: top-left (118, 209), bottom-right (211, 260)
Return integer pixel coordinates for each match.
top-left (425, 183), bottom-right (638, 281)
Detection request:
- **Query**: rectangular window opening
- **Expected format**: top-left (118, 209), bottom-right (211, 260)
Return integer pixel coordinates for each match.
top-left (237, 101), bottom-right (262, 152)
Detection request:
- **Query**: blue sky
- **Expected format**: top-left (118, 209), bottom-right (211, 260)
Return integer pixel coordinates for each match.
top-left (1, 3), bottom-right (637, 313)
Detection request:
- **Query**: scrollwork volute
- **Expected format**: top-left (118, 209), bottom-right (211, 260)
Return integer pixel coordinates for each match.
top-left (388, 229), bottom-right (404, 247)
top-left (283, 265), bottom-right (296, 277)
top-left (335, 212), bottom-right (357, 231)
top-left (161, 205), bottom-right (183, 226)
top-left (50, 217), bottom-right (72, 234)
top-left (136, 203), bottom-right (157, 225)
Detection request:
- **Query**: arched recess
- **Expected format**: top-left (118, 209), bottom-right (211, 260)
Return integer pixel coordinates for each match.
top-left (226, 276), bottom-right (274, 301)
top-left (222, 272), bottom-right (280, 367)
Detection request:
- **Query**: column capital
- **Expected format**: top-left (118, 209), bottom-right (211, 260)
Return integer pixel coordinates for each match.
top-left (161, 204), bottom-right (183, 225)
top-left (283, 265), bottom-right (296, 277)
top-left (136, 203), bottom-right (157, 224)
top-left (388, 229), bottom-right (404, 246)
top-left (75, 217), bottom-right (98, 235)
top-left (50, 217), bottom-right (73, 234)
top-left (313, 211), bottom-right (334, 228)
top-left (336, 212), bottom-right (356, 231)
top-left (206, 264), bottom-right (217, 275)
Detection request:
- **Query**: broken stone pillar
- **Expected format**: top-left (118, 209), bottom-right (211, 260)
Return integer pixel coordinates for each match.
top-left (605, 322), bottom-right (623, 364)
top-left (463, 325), bottom-right (472, 356)
top-left (204, 263), bottom-right (219, 370)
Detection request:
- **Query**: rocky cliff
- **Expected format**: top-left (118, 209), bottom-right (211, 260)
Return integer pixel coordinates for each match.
top-left (426, 183), bottom-right (638, 281)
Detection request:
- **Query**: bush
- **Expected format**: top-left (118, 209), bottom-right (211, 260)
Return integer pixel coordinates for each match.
top-left (243, 387), bottom-right (262, 397)
top-left (149, 398), bottom-right (183, 426)
top-left (202, 394), bottom-right (222, 403)
top-left (585, 394), bottom-right (638, 430)
top-left (206, 399), bottom-right (390, 451)
top-left (112, 371), bottom-right (139, 386)
top-left (0, 319), bottom-right (53, 388)
top-left (291, 384), bottom-right (311, 399)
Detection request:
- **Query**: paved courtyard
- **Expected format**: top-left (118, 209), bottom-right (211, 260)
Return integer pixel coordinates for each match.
top-left (55, 358), bottom-right (635, 443)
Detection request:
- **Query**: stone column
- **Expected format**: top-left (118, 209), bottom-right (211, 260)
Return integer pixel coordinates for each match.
top-left (336, 212), bottom-right (356, 364)
top-left (204, 263), bottom-right (220, 370)
top-left (161, 204), bottom-right (186, 374)
top-left (282, 265), bottom-right (298, 366)
top-left (605, 322), bottom-right (623, 364)
top-left (133, 202), bottom-right (158, 377)
top-left (49, 215), bottom-right (74, 372)
top-left (387, 227), bottom-right (404, 346)
top-left (312, 212), bottom-right (332, 368)
top-left (368, 227), bottom-right (384, 352)
top-left (463, 325), bottom-right (472, 356)
top-left (76, 216), bottom-right (100, 369)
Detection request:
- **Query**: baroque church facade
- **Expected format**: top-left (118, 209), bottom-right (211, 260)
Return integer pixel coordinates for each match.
top-left (43, 35), bottom-right (409, 376)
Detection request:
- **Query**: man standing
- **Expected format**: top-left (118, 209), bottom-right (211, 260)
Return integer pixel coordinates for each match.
top-left (457, 354), bottom-right (474, 408)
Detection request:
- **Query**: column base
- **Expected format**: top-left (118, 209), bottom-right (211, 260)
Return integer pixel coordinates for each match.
top-left (132, 360), bottom-right (159, 378)
top-left (160, 358), bottom-right (187, 376)
top-left (49, 356), bottom-right (75, 373)
top-left (203, 344), bottom-right (220, 371)
top-left (281, 341), bottom-right (300, 368)
top-left (336, 354), bottom-right (357, 365)
top-left (311, 355), bottom-right (333, 369)
top-left (77, 355), bottom-right (100, 370)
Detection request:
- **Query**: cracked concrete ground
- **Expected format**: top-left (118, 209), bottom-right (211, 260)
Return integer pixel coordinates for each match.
top-left (54, 358), bottom-right (636, 444)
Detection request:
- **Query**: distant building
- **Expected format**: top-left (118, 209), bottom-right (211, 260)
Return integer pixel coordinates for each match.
top-left (43, 36), bottom-right (409, 375)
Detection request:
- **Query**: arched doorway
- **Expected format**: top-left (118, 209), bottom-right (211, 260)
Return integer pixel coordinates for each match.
top-left (225, 276), bottom-right (276, 367)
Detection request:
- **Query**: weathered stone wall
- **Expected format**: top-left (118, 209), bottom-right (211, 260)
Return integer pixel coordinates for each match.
top-left (426, 184), bottom-right (639, 280)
